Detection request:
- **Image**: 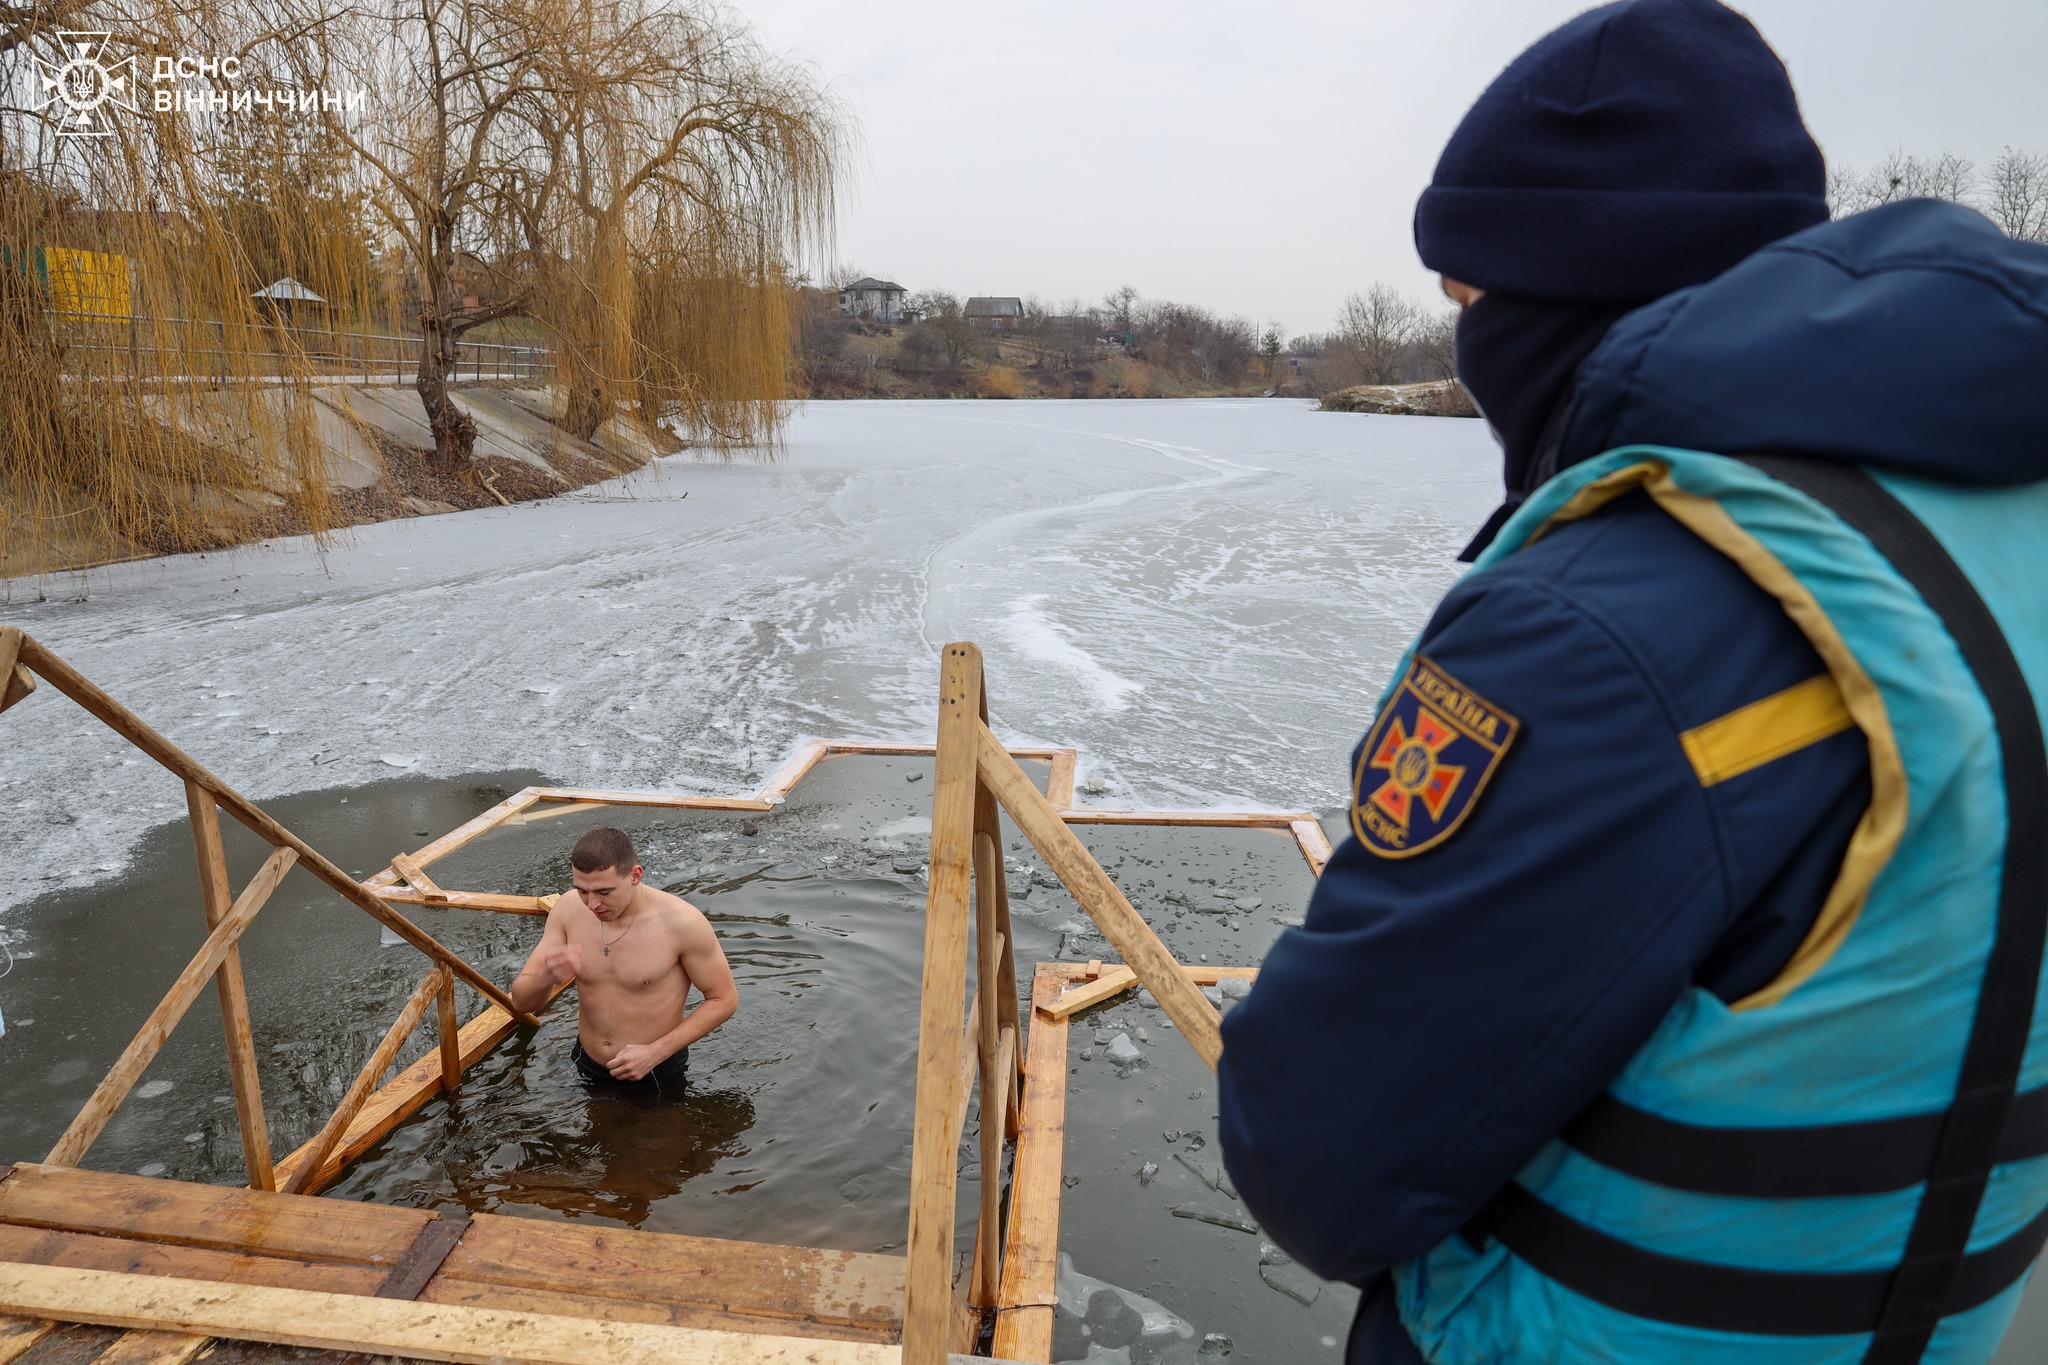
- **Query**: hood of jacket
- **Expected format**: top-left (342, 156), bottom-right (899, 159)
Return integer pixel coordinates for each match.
top-left (1553, 198), bottom-right (2048, 487)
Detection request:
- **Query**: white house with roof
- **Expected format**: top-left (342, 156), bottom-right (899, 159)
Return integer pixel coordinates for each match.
top-left (838, 277), bottom-right (908, 323)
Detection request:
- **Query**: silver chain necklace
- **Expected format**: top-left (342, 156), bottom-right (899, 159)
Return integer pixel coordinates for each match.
top-left (599, 906), bottom-right (638, 956)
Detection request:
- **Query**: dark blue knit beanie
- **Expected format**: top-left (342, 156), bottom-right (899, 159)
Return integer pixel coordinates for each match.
top-left (1415, 0), bottom-right (1827, 303)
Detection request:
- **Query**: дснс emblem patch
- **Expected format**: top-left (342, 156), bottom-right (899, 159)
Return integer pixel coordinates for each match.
top-left (1351, 657), bottom-right (1520, 858)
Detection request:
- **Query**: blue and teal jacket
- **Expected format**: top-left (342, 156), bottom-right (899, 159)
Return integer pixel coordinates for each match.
top-left (1218, 199), bottom-right (2048, 1363)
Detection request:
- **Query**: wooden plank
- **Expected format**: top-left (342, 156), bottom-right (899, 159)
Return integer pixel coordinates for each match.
top-left (417, 1280), bottom-right (899, 1343)
top-left (0, 1223), bottom-right (390, 1296)
top-left (88, 1330), bottom-right (210, 1365)
top-left (754, 741), bottom-right (830, 803)
top-left (975, 723), bottom-right (1225, 1069)
top-left (819, 742), bottom-right (1065, 761)
top-left (184, 783), bottom-right (275, 1192)
top-left (273, 979), bottom-right (571, 1195)
top-left (991, 966), bottom-right (1075, 1363)
top-left (0, 629), bottom-right (34, 717)
top-left (434, 970), bottom-right (461, 1095)
top-left (1037, 965), bottom-right (1260, 1021)
top-left (360, 787), bottom-right (546, 889)
top-left (12, 636), bottom-right (523, 1024)
top-left (0, 1165), bottom-right (431, 1266)
top-left (967, 1025), bottom-right (1016, 1311)
top-left (428, 1213), bottom-right (906, 1330)
top-left (528, 787), bottom-right (774, 812)
top-left (0, 1317), bottom-right (55, 1365)
top-left (1044, 751), bottom-right (1077, 811)
top-left (0, 1263), bottom-right (907, 1365)
top-left (1291, 817), bottom-right (1333, 876)
top-left (372, 887), bottom-right (550, 914)
top-left (45, 846), bottom-right (298, 1168)
top-left (971, 826), bottom-right (1006, 1309)
top-left (902, 643), bottom-right (984, 1365)
top-left (284, 969), bottom-right (444, 1195)
top-left (508, 800), bottom-right (604, 825)
top-left (375, 1215), bottom-right (468, 1301)
top-left (1055, 809), bottom-right (1310, 828)
top-left (388, 853), bottom-right (444, 898)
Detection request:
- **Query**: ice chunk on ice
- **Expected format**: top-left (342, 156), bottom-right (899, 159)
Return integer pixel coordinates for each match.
top-left (1218, 976), bottom-right (1251, 1000)
top-left (1259, 1260), bottom-right (1321, 1306)
top-left (1137, 1161), bottom-right (1160, 1186)
top-left (1169, 1201), bottom-right (1257, 1234)
top-left (380, 753), bottom-right (418, 768)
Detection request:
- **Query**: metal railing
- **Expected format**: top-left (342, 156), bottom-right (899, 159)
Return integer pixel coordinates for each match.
top-left (47, 310), bottom-right (554, 385)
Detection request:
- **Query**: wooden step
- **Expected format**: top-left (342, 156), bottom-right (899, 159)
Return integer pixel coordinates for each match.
top-left (0, 1164), bottom-right (911, 1346)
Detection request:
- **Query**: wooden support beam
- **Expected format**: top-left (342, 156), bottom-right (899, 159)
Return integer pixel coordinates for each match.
top-left (434, 968), bottom-right (461, 1094)
top-left (0, 1263), bottom-right (926, 1365)
top-left (1055, 808), bottom-right (1311, 828)
top-left (372, 887), bottom-right (551, 914)
top-left (0, 628), bottom-right (34, 717)
top-left (971, 825), bottom-right (1007, 1310)
top-left (1044, 751), bottom-right (1077, 811)
top-left (974, 721), bottom-right (1224, 1069)
top-left (991, 967), bottom-right (1075, 1363)
top-left (11, 635), bottom-right (526, 1024)
top-left (1037, 965), bottom-right (1259, 1022)
top-left (968, 1025), bottom-right (1015, 1312)
top-left (528, 787), bottom-right (775, 812)
top-left (361, 788), bottom-right (546, 889)
top-left (184, 783), bottom-right (275, 1193)
top-left (389, 853), bottom-right (445, 899)
top-left (46, 845), bottom-right (298, 1168)
top-left (285, 969), bottom-right (445, 1195)
top-left (273, 980), bottom-right (570, 1195)
top-left (902, 643), bottom-right (983, 1365)
top-left (754, 741), bottom-right (830, 803)
top-left (1291, 817), bottom-right (1334, 876)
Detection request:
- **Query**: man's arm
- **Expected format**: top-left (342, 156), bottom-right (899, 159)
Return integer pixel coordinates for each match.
top-left (509, 900), bottom-right (579, 1016)
top-left (1217, 527), bottom-right (1868, 1287)
top-left (605, 905), bottom-right (739, 1081)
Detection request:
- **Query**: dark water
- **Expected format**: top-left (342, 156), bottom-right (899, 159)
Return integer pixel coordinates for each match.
top-left (4, 755), bottom-right (2043, 1363)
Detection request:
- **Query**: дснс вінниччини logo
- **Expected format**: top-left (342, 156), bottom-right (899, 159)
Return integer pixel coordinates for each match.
top-left (33, 32), bottom-right (138, 135)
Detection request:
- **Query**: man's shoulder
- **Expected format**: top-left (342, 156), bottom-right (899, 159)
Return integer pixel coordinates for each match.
top-left (1444, 492), bottom-right (1830, 733)
top-left (642, 885), bottom-right (710, 931)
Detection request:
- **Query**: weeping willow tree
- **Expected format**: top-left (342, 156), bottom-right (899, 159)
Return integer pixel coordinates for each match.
top-left (297, 0), bottom-right (841, 470)
top-left (0, 3), bottom-right (368, 575)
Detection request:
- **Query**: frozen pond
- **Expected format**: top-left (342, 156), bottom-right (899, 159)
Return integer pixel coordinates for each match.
top-left (0, 398), bottom-right (1498, 905)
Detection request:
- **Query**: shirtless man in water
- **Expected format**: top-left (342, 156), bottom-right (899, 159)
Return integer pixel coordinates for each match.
top-left (509, 827), bottom-right (737, 1098)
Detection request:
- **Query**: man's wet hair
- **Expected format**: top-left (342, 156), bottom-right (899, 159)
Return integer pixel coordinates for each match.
top-left (571, 826), bottom-right (637, 874)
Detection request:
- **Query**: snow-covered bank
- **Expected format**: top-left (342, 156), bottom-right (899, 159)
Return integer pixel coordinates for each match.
top-left (1, 398), bottom-right (1497, 911)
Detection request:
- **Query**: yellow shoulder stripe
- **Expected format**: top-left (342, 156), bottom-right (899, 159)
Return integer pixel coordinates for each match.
top-left (1680, 674), bottom-right (1856, 787)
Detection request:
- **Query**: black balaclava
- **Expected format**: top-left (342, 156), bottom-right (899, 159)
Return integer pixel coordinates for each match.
top-left (1412, 0), bottom-right (1830, 558)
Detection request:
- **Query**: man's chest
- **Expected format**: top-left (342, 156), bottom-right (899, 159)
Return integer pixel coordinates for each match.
top-left (572, 926), bottom-right (683, 993)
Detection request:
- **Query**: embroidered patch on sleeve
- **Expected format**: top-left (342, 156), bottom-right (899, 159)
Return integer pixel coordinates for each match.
top-left (1351, 657), bottom-right (1522, 859)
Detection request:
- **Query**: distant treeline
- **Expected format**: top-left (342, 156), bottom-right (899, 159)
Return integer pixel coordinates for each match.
top-left (1829, 147), bottom-right (2047, 241)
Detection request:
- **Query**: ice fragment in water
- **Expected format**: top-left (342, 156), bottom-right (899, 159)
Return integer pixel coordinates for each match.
top-left (1170, 1201), bottom-right (1257, 1234)
top-left (1259, 1242), bottom-right (1293, 1266)
top-left (380, 753), bottom-right (418, 768)
top-left (135, 1080), bottom-right (174, 1099)
top-left (1135, 1027), bottom-right (1150, 1043)
top-left (1259, 1260), bottom-right (1321, 1306)
top-left (1234, 897), bottom-right (1263, 911)
top-left (1106, 1033), bottom-right (1144, 1064)
top-left (905, 771), bottom-right (923, 782)
top-left (138, 1163), bottom-right (167, 1177)
top-left (1200, 985), bottom-right (1224, 1006)
top-left (1162, 1129), bottom-right (1184, 1143)
top-left (1052, 1252), bottom-right (1197, 1365)
top-left (380, 925), bottom-right (406, 948)
top-left (1137, 1161), bottom-right (1160, 1185)
top-left (1136, 988), bottom-right (1159, 1009)
top-left (1094, 1030), bottom-right (1116, 1045)
top-left (1218, 976), bottom-right (1251, 1000)
top-left (1199, 1333), bottom-right (1233, 1356)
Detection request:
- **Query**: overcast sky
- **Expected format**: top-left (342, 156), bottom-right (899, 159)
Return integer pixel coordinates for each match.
top-left (735, 0), bottom-right (2047, 337)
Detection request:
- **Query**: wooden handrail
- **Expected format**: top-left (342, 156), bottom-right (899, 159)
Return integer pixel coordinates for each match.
top-left (10, 635), bottom-right (527, 1024)
top-left (973, 718), bottom-right (1225, 1066)
top-left (46, 846), bottom-right (298, 1167)
top-left (285, 966), bottom-right (449, 1195)
top-left (187, 782), bottom-right (276, 1191)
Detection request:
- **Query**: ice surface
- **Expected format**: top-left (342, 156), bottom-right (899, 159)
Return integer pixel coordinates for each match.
top-left (1053, 1251), bottom-right (1199, 1365)
top-left (0, 399), bottom-right (1495, 910)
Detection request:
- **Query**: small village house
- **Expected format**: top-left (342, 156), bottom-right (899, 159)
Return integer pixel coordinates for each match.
top-left (839, 277), bottom-right (909, 323)
top-left (965, 296), bottom-right (1024, 330)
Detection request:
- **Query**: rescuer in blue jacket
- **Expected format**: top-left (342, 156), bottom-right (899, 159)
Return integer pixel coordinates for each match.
top-left (1216, 3), bottom-right (2048, 1363)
